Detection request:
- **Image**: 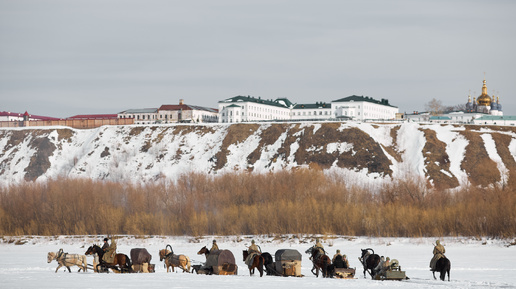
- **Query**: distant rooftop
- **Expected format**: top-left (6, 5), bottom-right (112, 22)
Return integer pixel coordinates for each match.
top-left (333, 95), bottom-right (397, 108)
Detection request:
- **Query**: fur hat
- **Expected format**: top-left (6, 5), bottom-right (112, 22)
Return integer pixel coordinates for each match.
top-left (104, 238), bottom-right (108, 242)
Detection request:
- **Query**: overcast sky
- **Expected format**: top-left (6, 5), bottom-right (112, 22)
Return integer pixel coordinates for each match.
top-left (1, 0), bottom-right (515, 118)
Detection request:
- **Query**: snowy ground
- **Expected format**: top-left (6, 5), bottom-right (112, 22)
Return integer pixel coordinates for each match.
top-left (1, 235), bottom-right (515, 289)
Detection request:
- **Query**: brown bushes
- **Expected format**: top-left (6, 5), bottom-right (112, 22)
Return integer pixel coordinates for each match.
top-left (1, 170), bottom-right (515, 237)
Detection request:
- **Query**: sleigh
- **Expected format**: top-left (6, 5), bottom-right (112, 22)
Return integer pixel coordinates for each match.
top-left (373, 259), bottom-right (407, 281)
top-left (334, 267), bottom-right (356, 279)
top-left (274, 249), bottom-right (303, 277)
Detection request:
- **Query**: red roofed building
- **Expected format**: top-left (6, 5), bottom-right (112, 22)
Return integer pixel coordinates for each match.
top-left (68, 114), bottom-right (118, 120)
top-left (0, 111), bottom-right (60, 121)
top-left (157, 99), bottom-right (218, 123)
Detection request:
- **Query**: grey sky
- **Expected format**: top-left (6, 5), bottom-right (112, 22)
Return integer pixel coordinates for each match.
top-left (1, 0), bottom-right (515, 118)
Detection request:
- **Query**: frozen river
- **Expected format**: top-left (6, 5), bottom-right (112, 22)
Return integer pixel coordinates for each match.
top-left (1, 235), bottom-right (515, 288)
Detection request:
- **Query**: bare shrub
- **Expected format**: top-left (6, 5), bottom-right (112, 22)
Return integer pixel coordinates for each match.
top-left (0, 170), bottom-right (515, 237)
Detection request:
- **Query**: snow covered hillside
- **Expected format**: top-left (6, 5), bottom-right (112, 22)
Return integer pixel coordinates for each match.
top-left (1, 235), bottom-right (515, 289)
top-left (2, 122), bottom-right (516, 189)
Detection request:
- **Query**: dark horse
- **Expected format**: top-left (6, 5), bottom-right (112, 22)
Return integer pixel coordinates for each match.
top-left (85, 244), bottom-right (132, 273)
top-left (130, 248), bottom-right (152, 272)
top-left (432, 256), bottom-right (451, 281)
top-left (359, 248), bottom-right (380, 279)
top-left (243, 250), bottom-right (264, 277)
top-left (305, 246), bottom-right (332, 278)
top-left (261, 252), bottom-right (275, 275)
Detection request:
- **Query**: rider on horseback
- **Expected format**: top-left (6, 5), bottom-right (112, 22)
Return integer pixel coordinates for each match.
top-left (430, 240), bottom-right (445, 271)
top-left (101, 238), bottom-right (109, 250)
top-left (245, 240), bottom-right (260, 266)
top-left (210, 240), bottom-right (219, 252)
top-left (314, 238), bottom-right (325, 257)
top-left (102, 237), bottom-right (117, 264)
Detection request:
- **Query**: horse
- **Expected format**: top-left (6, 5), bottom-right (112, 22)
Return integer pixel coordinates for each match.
top-left (261, 252), bottom-right (275, 275)
top-left (243, 250), bottom-right (264, 277)
top-left (159, 245), bottom-right (191, 273)
top-left (130, 248), bottom-right (152, 273)
top-left (359, 248), bottom-right (381, 279)
top-left (305, 246), bottom-right (332, 278)
top-left (432, 256), bottom-right (451, 281)
top-left (47, 249), bottom-right (88, 273)
top-left (85, 244), bottom-right (132, 273)
top-left (197, 246), bottom-right (210, 256)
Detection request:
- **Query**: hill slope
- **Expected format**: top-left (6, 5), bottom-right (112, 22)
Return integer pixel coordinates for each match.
top-left (2, 122), bottom-right (516, 189)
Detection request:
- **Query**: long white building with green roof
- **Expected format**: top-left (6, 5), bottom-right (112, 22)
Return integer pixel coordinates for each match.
top-left (218, 95), bottom-right (398, 123)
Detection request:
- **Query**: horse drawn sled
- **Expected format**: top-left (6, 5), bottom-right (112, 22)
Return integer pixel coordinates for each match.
top-left (373, 259), bottom-right (407, 281)
top-left (269, 249), bottom-right (302, 277)
top-left (196, 246), bottom-right (238, 275)
top-left (333, 267), bottom-right (356, 279)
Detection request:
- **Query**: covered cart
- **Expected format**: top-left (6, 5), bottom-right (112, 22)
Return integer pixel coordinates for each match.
top-left (275, 249), bottom-right (302, 277)
top-left (205, 250), bottom-right (238, 275)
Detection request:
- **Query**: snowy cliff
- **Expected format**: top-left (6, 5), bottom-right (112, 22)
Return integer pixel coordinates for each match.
top-left (1, 122), bottom-right (516, 189)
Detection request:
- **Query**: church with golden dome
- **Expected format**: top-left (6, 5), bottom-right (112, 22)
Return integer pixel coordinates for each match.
top-left (466, 78), bottom-right (503, 116)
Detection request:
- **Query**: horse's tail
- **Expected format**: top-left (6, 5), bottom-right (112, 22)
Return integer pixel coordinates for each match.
top-left (186, 256), bottom-right (191, 272)
top-left (82, 255), bottom-right (88, 272)
top-left (126, 255), bottom-right (133, 273)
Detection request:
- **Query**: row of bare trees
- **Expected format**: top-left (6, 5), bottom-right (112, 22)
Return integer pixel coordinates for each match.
top-left (1, 169), bottom-right (515, 237)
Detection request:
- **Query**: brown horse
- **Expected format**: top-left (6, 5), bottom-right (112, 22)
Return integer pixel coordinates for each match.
top-left (243, 250), bottom-right (264, 277)
top-left (159, 245), bottom-right (191, 273)
top-left (305, 246), bottom-right (331, 277)
top-left (197, 246), bottom-right (210, 256)
top-left (85, 244), bottom-right (132, 273)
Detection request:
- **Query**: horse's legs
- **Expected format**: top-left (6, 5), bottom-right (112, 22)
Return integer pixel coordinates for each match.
top-left (66, 266), bottom-right (71, 273)
top-left (432, 270), bottom-right (436, 280)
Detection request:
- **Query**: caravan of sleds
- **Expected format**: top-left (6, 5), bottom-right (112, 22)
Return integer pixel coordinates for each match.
top-left (47, 241), bottom-right (451, 282)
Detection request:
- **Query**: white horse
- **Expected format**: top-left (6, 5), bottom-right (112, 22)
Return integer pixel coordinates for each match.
top-left (47, 249), bottom-right (88, 273)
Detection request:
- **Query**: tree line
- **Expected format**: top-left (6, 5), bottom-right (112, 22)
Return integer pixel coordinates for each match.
top-left (1, 169), bottom-right (515, 238)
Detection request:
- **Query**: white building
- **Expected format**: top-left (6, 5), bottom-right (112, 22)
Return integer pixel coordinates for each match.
top-left (291, 102), bottom-right (333, 120)
top-left (218, 95), bottom-right (399, 122)
top-left (332, 95), bottom-right (398, 121)
top-left (473, 115), bottom-right (516, 126)
top-left (118, 108), bottom-right (158, 125)
top-left (405, 111), bottom-right (483, 124)
top-left (0, 111), bottom-right (24, 121)
top-left (118, 100), bottom-right (218, 124)
top-left (158, 100), bottom-right (218, 123)
top-left (218, 96), bottom-right (291, 123)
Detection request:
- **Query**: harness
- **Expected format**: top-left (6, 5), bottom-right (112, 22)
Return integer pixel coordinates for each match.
top-left (361, 251), bottom-right (371, 267)
top-left (56, 249), bottom-right (68, 262)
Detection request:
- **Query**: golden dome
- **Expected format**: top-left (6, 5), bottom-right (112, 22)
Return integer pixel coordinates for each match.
top-left (477, 79), bottom-right (491, 106)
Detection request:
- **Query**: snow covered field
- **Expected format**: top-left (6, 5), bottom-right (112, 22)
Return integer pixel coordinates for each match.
top-left (1, 236), bottom-right (515, 288)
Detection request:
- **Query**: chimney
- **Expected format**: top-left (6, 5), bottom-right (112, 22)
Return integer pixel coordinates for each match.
top-left (179, 99), bottom-right (184, 105)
